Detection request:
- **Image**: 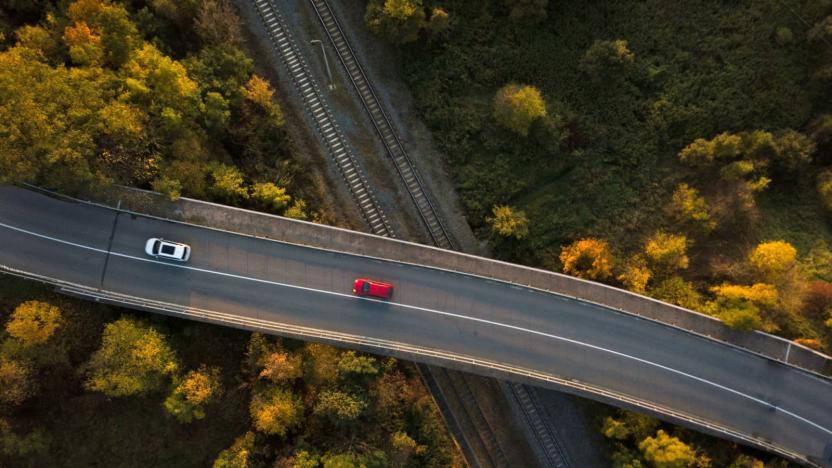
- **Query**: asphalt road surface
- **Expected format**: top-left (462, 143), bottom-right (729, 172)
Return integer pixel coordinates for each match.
top-left (1, 186), bottom-right (831, 466)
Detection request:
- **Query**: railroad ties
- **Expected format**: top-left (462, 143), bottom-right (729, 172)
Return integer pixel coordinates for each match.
top-left (251, 0), bottom-right (394, 237)
top-left (308, 0), bottom-right (454, 250)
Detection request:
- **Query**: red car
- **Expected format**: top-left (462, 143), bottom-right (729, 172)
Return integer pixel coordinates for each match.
top-left (352, 278), bottom-right (394, 300)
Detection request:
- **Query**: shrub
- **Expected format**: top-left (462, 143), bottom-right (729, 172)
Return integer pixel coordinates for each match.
top-left (250, 386), bottom-right (303, 436)
top-left (618, 256), bottom-right (651, 294)
top-left (364, 0), bottom-right (426, 44)
top-left (6, 300), bottom-right (62, 347)
top-left (164, 367), bottom-right (223, 423)
top-left (748, 240), bottom-right (797, 279)
top-left (638, 430), bottom-right (700, 468)
top-left (486, 204), bottom-right (530, 239)
top-left (818, 169), bottom-right (832, 210)
top-left (644, 232), bottom-right (689, 273)
top-left (668, 183), bottom-right (716, 232)
top-left (578, 39), bottom-right (635, 80)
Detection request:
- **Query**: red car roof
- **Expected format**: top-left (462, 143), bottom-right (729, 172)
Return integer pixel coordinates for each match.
top-left (353, 278), bottom-right (394, 300)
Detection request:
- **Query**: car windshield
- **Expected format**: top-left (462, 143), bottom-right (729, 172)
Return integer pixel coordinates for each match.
top-left (161, 244), bottom-right (176, 255)
top-left (362, 282), bottom-right (370, 293)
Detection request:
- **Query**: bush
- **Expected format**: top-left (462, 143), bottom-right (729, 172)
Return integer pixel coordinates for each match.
top-left (559, 238), bottom-right (614, 280)
top-left (578, 39), bottom-right (635, 80)
top-left (818, 169), bottom-right (832, 210)
top-left (5, 300), bottom-right (62, 347)
top-left (644, 232), bottom-right (689, 273)
top-left (748, 240), bottom-right (797, 280)
top-left (486, 204), bottom-right (530, 239)
top-left (249, 386), bottom-right (303, 436)
top-left (364, 0), bottom-right (426, 44)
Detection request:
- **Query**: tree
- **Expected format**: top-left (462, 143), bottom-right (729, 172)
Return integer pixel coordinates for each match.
top-left (644, 232), bottom-right (689, 273)
top-left (668, 184), bottom-right (715, 232)
top-left (6, 301), bottom-right (62, 347)
top-left (818, 169), bottom-right (832, 210)
top-left (164, 366), bottom-right (223, 423)
top-left (63, 21), bottom-right (103, 66)
top-left (85, 317), bottom-right (179, 397)
top-left (314, 389), bottom-right (367, 423)
top-left (242, 75), bottom-right (284, 128)
top-left (390, 431), bottom-right (422, 466)
top-left (152, 176), bottom-right (182, 201)
top-left (250, 386), bottom-right (303, 436)
top-left (195, 0), bottom-right (244, 47)
top-left (251, 182), bottom-right (291, 212)
top-left (493, 84), bottom-right (547, 136)
top-left (365, 0), bottom-right (426, 44)
top-left (638, 430), bottom-right (701, 468)
top-left (579, 39), bottom-right (635, 80)
top-left (426, 8), bottom-right (449, 37)
top-left (486, 205), bottom-right (529, 239)
top-left (601, 411), bottom-right (659, 441)
top-left (284, 199), bottom-right (309, 220)
top-left (123, 43), bottom-right (200, 115)
top-left (618, 256), bottom-right (652, 294)
top-left (505, 0), bottom-right (548, 24)
top-left (749, 241), bottom-right (797, 280)
top-left (337, 351), bottom-right (379, 378)
top-left (648, 276), bottom-right (702, 311)
top-left (559, 238), bottom-right (614, 281)
top-left (678, 138), bottom-right (715, 167)
top-left (704, 283), bottom-right (777, 331)
top-left (303, 343), bottom-right (340, 385)
top-left (259, 351), bottom-right (303, 383)
top-left (67, 0), bottom-right (141, 68)
top-left (728, 454), bottom-right (764, 468)
top-left (0, 358), bottom-right (33, 407)
top-left (774, 130), bottom-right (814, 170)
top-left (213, 431), bottom-right (255, 468)
top-left (209, 162), bottom-right (249, 203)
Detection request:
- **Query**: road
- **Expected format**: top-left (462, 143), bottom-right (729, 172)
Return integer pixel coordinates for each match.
top-left (1, 186), bottom-right (831, 466)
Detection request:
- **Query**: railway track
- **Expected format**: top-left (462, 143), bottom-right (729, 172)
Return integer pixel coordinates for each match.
top-left (505, 383), bottom-right (573, 468)
top-left (307, 0), bottom-right (454, 250)
top-left (251, 0), bottom-right (394, 237)
top-left (251, 0), bottom-right (571, 465)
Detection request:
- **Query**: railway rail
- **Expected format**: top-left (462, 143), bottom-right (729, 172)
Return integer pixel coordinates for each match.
top-left (251, 0), bottom-right (394, 237)
top-left (307, 0), bottom-right (454, 250)
top-left (505, 383), bottom-right (573, 468)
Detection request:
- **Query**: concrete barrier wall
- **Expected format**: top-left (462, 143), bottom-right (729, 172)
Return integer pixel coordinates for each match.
top-left (86, 187), bottom-right (832, 377)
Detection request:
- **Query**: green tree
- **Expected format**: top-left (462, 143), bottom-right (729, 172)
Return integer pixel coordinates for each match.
top-left (314, 389), bottom-right (367, 423)
top-left (0, 418), bottom-right (48, 458)
top-left (213, 431), bottom-right (255, 468)
top-left (486, 205), bottom-right (530, 239)
top-left (493, 84), bottom-right (547, 136)
top-left (505, 0), bottom-right (548, 23)
top-left (250, 386), bottom-right (303, 436)
top-left (365, 0), bottom-right (426, 44)
top-left (774, 130), bottom-right (814, 170)
top-left (123, 43), bottom-right (200, 115)
top-left (5, 301), bottom-right (62, 347)
top-left (84, 317), bottom-right (179, 397)
top-left (209, 162), bottom-right (249, 203)
top-left (338, 351), bottom-right (379, 380)
top-left (579, 39), bottom-right (635, 80)
top-left (648, 276), bottom-right (702, 311)
top-left (638, 430), bottom-right (700, 468)
top-left (0, 358), bottom-right (33, 407)
top-left (164, 366), bottom-right (223, 423)
top-left (152, 176), bottom-right (183, 201)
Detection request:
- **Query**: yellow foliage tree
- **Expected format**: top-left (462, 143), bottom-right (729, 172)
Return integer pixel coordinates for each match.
top-left (819, 169), bottom-right (832, 210)
top-left (258, 351), bottom-right (302, 382)
top-left (6, 300), bottom-right (62, 347)
top-left (486, 205), bottom-right (529, 239)
top-left (250, 386), bottom-right (303, 436)
top-left (749, 240), bottom-right (797, 280)
top-left (559, 238), bottom-right (614, 281)
top-left (644, 231), bottom-right (689, 273)
top-left (709, 283), bottom-right (778, 307)
top-left (618, 256), bottom-right (651, 294)
top-left (63, 21), bottom-right (103, 65)
top-left (164, 366), bottom-right (222, 423)
top-left (668, 183), bottom-right (715, 232)
top-left (0, 358), bottom-right (33, 406)
top-left (638, 430), bottom-right (701, 468)
top-left (493, 84), bottom-right (547, 136)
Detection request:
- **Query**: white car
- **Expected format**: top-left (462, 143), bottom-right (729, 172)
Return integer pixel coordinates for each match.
top-left (145, 238), bottom-right (191, 262)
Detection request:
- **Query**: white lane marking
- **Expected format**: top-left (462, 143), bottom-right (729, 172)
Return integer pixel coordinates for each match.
top-left (1, 220), bottom-right (830, 437)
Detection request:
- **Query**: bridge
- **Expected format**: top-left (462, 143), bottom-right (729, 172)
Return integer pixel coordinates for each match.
top-left (2, 185), bottom-right (831, 467)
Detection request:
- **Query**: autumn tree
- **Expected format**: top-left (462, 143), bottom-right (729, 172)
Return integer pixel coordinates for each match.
top-left (85, 317), bottom-right (179, 397)
top-left (426, 8), bottom-right (449, 37)
top-left (259, 351), bottom-right (302, 383)
top-left (365, 0), bottom-right (426, 44)
top-left (638, 430), bottom-right (701, 468)
top-left (644, 231), bottom-right (689, 274)
top-left (774, 129), bottom-right (815, 170)
top-left (618, 256), bottom-right (651, 294)
top-left (0, 358), bottom-right (33, 407)
top-left (303, 342), bottom-right (340, 385)
top-left (579, 39), bottom-right (635, 80)
top-left (5, 301), bottom-right (62, 347)
top-left (164, 366), bottom-right (223, 423)
top-left (251, 182), bottom-right (291, 212)
top-left (505, 0), bottom-right (548, 24)
top-left (123, 43), bottom-right (200, 116)
top-left (67, 0), bottom-right (141, 68)
top-left (818, 169), bottom-right (832, 210)
top-left (314, 389), bottom-right (367, 423)
top-left (486, 205), bottom-right (530, 239)
top-left (284, 199), bottom-right (309, 220)
top-left (250, 386), bottom-right (303, 436)
top-left (152, 176), bottom-right (182, 201)
top-left (703, 283), bottom-right (777, 331)
top-left (493, 84), bottom-right (547, 136)
top-left (560, 238), bottom-right (614, 281)
top-left (242, 75), bottom-right (285, 128)
top-left (749, 241), bottom-right (797, 281)
top-left (63, 21), bottom-right (103, 66)
top-left (668, 183), bottom-right (716, 232)
top-left (208, 162), bottom-right (248, 203)
top-left (212, 431), bottom-right (255, 468)
top-left (649, 276), bottom-right (702, 311)
top-left (390, 431), bottom-right (423, 466)
top-left (195, 0), bottom-right (244, 47)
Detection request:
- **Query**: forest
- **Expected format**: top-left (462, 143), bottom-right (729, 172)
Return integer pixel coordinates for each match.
top-left (0, 1), bottom-right (458, 466)
top-left (364, 0), bottom-right (832, 465)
